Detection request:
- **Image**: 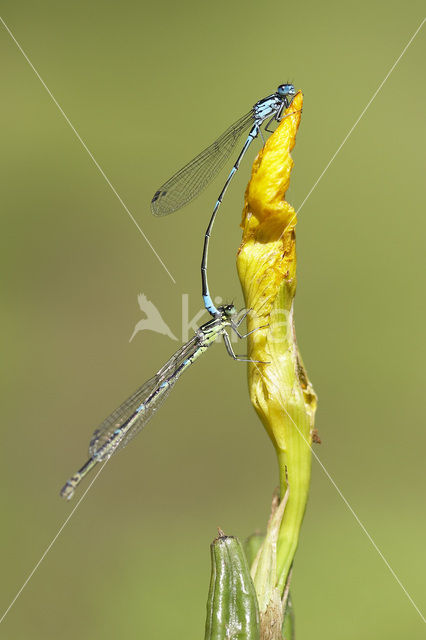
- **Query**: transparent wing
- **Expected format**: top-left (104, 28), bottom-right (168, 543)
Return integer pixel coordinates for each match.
top-left (151, 110), bottom-right (255, 216)
top-left (89, 335), bottom-right (200, 459)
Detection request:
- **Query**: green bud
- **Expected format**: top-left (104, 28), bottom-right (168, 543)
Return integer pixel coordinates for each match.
top-left (205, 532), bottom-right (260, 640)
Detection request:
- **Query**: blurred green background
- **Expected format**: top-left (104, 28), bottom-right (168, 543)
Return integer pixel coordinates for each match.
top-left (1, 1), bottom-right (425, 638)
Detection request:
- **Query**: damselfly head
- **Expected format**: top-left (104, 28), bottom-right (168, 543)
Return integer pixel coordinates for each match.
top-left (277, 83), bottom-right (296, 98)
top-left (220, 304), bottom-right (237, 318)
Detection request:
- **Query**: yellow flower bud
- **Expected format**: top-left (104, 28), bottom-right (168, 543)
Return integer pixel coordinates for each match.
top-left (237, 92), bottom-right (318, 591)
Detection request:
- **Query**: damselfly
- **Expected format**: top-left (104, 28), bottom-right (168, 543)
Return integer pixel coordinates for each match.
top-left (151, 84), bottom-right (297, 317)
top-left (60, 305), bottom-right (256, 500)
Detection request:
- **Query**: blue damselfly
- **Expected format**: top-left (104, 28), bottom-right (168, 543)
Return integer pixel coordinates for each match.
top-left (151, 84), bottom-right (297, 316)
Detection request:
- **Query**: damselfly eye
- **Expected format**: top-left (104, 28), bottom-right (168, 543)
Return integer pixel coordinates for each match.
top-left (277, 84), bottom-right (295, 97)
top-left (224, 304), bottom-right (236, 315)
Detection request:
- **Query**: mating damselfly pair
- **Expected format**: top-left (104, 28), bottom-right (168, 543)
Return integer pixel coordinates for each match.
top-left (60, 83), bottom-right (297, 499)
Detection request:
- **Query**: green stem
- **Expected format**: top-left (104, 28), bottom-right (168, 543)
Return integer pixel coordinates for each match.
top-left (276, 440), bottom-right (311, 593)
